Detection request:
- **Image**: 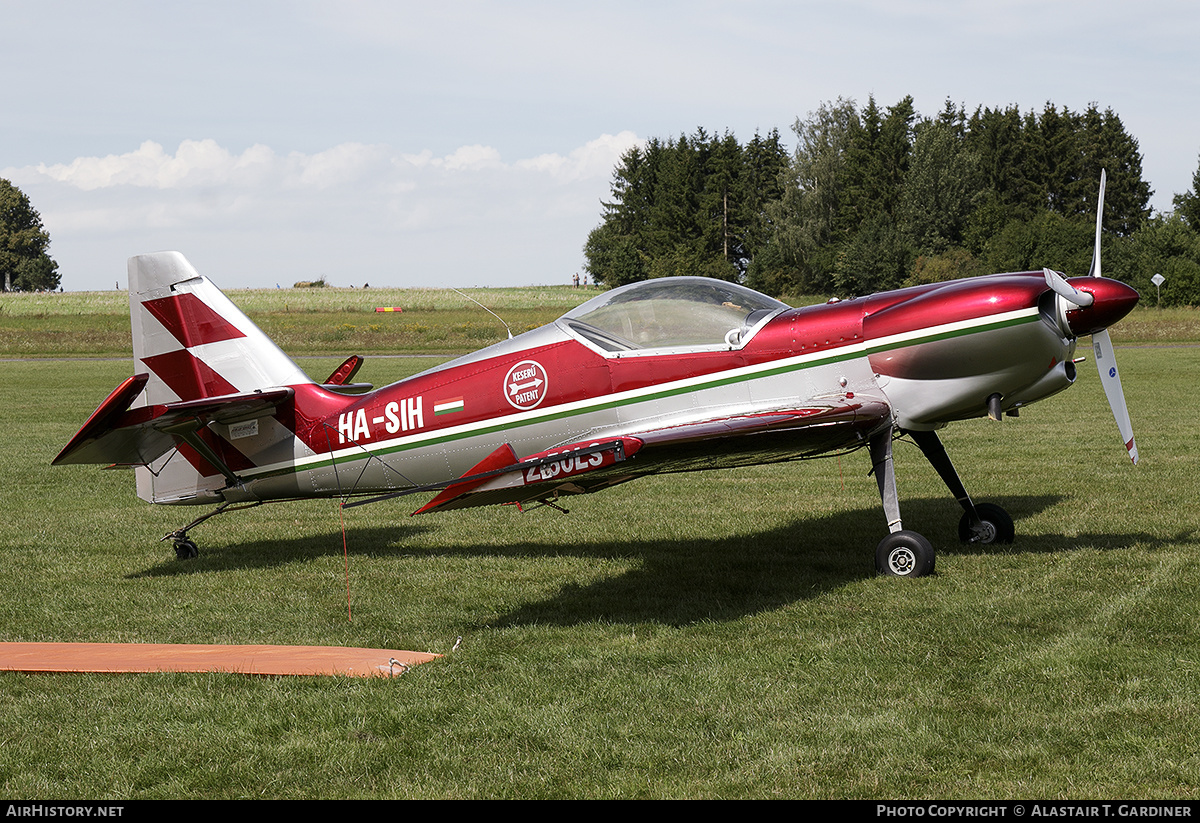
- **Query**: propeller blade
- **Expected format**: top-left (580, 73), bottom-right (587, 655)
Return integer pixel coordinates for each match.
top-left (1088, 169), bottom-right (1106, 279)
top-left (1087, 169), bottom-right (1137, 464)
top-left (1092, 329), bottom-right (1138, 464)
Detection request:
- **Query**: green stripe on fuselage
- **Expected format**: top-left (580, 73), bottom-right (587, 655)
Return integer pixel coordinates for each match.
top-left (246, 310), bottom-right (1040, 482)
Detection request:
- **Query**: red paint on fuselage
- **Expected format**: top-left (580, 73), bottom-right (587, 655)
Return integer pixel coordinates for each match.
top-left (862, 274), bottom-right (1047, 340)
top-left (283, 271), bottom-right (1137, 460)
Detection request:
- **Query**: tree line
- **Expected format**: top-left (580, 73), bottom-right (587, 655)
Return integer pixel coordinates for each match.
top-left (584, 97), bottom-right (1200, 306)
top-left (583, 128), bottom-right (791, 285)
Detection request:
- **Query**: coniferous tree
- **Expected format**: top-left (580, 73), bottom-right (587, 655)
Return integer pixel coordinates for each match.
top-left (1173, 152), bottom-right (1200, 233)
top-left (899, 118), bottom-right (983, 256)
top-left (1082, 105), bottom-right (1152, 236)
top-left (586, 97), bottom-right (1178, 300)
top-left (584, 128), bottom-right (790, 287)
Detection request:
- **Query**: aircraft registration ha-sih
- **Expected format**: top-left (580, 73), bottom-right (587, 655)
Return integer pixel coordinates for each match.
top-left (55, 173), bottom-right (1139, 577)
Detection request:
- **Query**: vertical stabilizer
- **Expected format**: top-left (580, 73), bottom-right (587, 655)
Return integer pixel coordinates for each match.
top-left (130, 252), bottom-right (312, 404)
top-left (127, 252), bottom-right (314, 504)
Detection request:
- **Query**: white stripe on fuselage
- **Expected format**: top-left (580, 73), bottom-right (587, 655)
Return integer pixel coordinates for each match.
top-left (238, 305), bottom-right (1041, 481)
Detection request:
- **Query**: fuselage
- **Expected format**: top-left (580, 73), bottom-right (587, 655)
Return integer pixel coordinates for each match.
top-left (211, 271), bottom-right (1137, 506)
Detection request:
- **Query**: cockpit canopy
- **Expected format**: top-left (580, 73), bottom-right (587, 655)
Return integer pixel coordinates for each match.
top-left (559, 277), bottom-right (788, 353)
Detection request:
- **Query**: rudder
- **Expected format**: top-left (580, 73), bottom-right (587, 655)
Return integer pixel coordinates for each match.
top-left (130, 252), bottom-right (311, 404)
top-left (127, 252), bottom-right (314, 504)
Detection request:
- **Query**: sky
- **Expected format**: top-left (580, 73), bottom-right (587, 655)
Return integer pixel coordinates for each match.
top-left (3, 0), bottom-right (1199, 292)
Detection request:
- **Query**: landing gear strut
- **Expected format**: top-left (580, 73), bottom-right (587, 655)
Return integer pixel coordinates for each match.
top-left (908, 429), bottom-right (1014, 547)
top-left (870, 429), bottom-right (934, 577)
top-left (869, 427), bottom-right (1014, 577)
top-left (161, 501), bottom-right (262, 560)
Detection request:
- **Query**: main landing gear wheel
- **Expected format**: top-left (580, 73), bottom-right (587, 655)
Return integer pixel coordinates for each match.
top-left (875, 530), bottom-right (935, 578)
top-left (957, 503), bottom-right (1014, 545)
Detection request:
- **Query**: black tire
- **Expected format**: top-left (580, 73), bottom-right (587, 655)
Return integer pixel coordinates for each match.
top-left (875, 530), bottom-right (935, 577)
top-left (958, 503), bottom-right (1015, 545)
top-left (174, 538), bottom-right (199, 560)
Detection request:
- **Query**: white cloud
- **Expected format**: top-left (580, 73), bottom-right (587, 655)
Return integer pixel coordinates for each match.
top-left (1, 132), bottom-right (642, 290)
top-left (517, 132), bottom-right (642, 184)
top-left (439, 145), bottom-right (504, 172)
top-left (26, 140), bottom-right (396, 192)
top-left (33, 140), bottom-right (252, 191)
top-left (293, 143), bottom-right (393, 189)
top-left (14, 133), bottom-right (641, 194)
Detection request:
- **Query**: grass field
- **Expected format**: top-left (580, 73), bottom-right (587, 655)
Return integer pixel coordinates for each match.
top-left (1, 287), bottom-right (1198, 799)
top-left (6, 286), bottom-right (1200, 357)
top-left (0, 285), bottom-right (597, 357)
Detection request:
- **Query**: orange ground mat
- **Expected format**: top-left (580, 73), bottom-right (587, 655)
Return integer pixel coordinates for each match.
top-left (0, 642), bottom-right (440, 677)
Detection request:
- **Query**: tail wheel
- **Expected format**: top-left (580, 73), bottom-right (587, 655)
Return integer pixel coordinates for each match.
top-left (876, 530), bottom-right (935, 578)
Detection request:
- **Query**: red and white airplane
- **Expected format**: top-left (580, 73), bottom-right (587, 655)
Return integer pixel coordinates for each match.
top-left (54, 174), bottom-right (1138, 576)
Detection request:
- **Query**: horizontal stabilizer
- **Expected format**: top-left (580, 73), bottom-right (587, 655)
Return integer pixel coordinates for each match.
top-left (52, 374), bottom-right (154, 466)
top-left (324, 355), bottom-right (364, 385)
top-left (53, 376), bottom-right (292, 468)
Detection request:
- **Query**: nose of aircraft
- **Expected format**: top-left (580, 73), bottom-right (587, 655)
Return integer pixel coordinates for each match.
top-left (1063, 277), bottom-right (1140, 337)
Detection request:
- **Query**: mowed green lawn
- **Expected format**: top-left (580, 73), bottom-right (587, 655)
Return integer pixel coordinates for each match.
top-left (0, 291), bottom-right (1198, 798)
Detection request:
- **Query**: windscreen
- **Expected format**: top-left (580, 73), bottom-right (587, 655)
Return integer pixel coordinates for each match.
top-left (560, 278), bottom-right (787, 351)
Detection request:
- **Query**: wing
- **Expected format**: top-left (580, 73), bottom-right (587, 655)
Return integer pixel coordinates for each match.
top-left (404, 397), bottom-right (891, 514)
top-left (53, 373), bottom-right (292, 481)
